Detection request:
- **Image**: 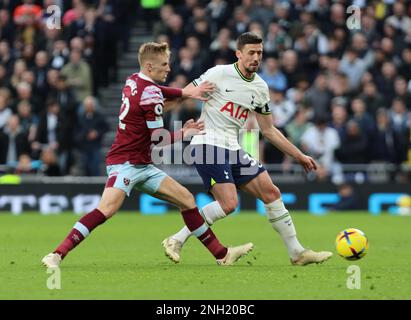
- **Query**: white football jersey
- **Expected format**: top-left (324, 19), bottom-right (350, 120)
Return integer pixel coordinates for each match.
top-left (191, 63), bottom-right (271, 150)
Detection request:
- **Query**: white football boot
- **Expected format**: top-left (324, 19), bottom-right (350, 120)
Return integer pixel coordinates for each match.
top-left (162, 237), bottom-right (183, 263)
top-left (291, 249), bottom-right (333, 266)
top-left (41, 253), bottom-right (62, 268)
top-left (216, 242), bottom-right (254, 266)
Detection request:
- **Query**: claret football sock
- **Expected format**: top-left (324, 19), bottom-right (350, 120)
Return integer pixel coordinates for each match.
top-left (54, 209), bottom-right (107, 258)
top-left (264, 199), bottom-right (305, 260)
top-left (171, 201), bottom-right (226, 243)
top-left (180, 207), bottom-right (227, 259)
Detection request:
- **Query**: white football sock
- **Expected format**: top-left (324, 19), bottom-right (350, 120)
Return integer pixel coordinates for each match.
top-left (200, 201), bottom-right (226, 225)
top-left (171, 225), bottom-right (191, 244)
top-left (265, 198), bottom-right (305, 259)
top-left (171, 201), bottom-right (226, 243)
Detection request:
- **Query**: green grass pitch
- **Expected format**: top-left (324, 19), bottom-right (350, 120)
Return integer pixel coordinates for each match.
top-left (0, 211), bottom-right (410, 300)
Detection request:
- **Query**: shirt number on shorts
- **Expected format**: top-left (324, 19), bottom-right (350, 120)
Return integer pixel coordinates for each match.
top-left (243, 154), bottom-right (257, 166)
top-left (119, 94), bottom-right (130, 130)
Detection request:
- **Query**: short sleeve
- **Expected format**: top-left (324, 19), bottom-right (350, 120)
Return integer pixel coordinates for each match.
top-left (254, 83), bottom-right (271, 114)
top-left (192, 66), bottom-right (222, 87)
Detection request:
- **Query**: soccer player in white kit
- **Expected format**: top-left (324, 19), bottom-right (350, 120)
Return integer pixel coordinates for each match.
top-left (163, 32), bottom-right (333, 266)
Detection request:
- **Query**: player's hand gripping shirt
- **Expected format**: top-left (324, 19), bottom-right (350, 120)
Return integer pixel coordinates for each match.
top-left (191, 63), bottom-right (271, 150)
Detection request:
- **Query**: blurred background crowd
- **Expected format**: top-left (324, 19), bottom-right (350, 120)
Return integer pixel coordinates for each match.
top-left (0, 0), bottom-right (410, 183)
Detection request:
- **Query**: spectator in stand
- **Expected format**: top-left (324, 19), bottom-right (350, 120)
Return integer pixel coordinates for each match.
top-left (351, 97), bottom-right (376, 140)
top-left (229, 6), bottom-right (250, 37)
top-left (210, 28), bottom-right (236, 65)
top-left (285, 107), bottom-right (312, 150)
top-left (301, 115), bottom-right (340, 180)
top-left (280, 49), bottom-right (302, 89)
top-left (207, 0), bottom-right (230, 38)
top-left (75, 96), bottom-right (108, 176)
top-left (31, 99), bottom-right (62, 160)
top-left (268, 87), bottom-right (296, 130)
top-left (339, 47), bottom-right (367, 91)
top-left (0, 93), bottom-right (12, 131)
top-left (0, 9), bottom-right (15, 44)
top-left (11, 81), bottom-right (40, 114)
top-left (305, 72), bottom-right (332, 117)
top-left (375, 61), bottom-right (397, 106)
top-left (186, 35), bottom-right (209, 71)
top-left (328, 183), bottom-right (360, 211)
top-left (259, 57), bottom-right (287, 92)
top-left (335, 120), bottom-right (369, 164)
top-left (171, 46), bottom-right (202, 81)
top-left (264, 20), bottom-right (292, 55)
top-left (359, 81), bottom-right (386, 118)
top-left (371, 108), bottom-right (406, 164)
top-left (386, 2), bottom-right (411, 35)
top-left (32, 50), bottom-right (50, 105)
top-left (389, 97), bottom-right (409, 134)
top-left (40, 146), bottom-right (61, 176)
top-left (394, 77), bottom-right (411, 110)
top-left (61, 49), bottom-right (92, 102)
top-left (0, 115), bottom-right (30, 165)
top-left (399, 47), bottom-right (411, 81)
top-left (329, 103), bottom-right (348, 141)
top-left (0, 40), bottom-right (14, 75)
top-left (165, 14), bottom-right (186, 52)
top-left (49, 39), bottom-right (69, 70)
top-left (16, 100), bottom-right (38, 143)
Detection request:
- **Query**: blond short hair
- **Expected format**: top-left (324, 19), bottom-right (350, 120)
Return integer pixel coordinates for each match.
top-left (138, 42), bottom-right (170, 66)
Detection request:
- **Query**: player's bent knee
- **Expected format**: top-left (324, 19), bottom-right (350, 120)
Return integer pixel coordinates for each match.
top-left (221, 199), bottom-right (238, 215)
top-left (261, 185), bottom-right (281, 204)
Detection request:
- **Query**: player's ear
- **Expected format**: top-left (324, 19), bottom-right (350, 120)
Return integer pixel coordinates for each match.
top-left (235, 50), bottom-right (242, 60)
top-left (145, 61), bottom-right (153, 72)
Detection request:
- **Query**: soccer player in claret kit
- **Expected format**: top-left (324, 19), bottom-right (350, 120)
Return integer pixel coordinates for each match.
top-left (42, 42), bottom-right (253, 268)
top-left (163, 32), bottom-right (333, 266)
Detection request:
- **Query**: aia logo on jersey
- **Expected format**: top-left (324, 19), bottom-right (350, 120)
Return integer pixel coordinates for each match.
top-left (123, 178), bottom-right (130, 186)
top-left (220, 102), bottom-right (249, 121)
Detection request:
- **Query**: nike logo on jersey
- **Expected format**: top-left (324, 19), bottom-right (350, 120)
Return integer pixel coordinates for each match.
top-left (225, 89), bottom-right (235, 92)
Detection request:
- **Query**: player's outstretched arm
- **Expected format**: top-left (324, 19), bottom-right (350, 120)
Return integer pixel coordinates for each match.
top-left (182, 81), bottom-right (214, 101)
top-left (255, 112), bottom-right (317, 172)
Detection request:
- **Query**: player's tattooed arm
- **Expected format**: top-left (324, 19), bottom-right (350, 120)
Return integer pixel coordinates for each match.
top-left (255, 112), bottom-right (318, 172)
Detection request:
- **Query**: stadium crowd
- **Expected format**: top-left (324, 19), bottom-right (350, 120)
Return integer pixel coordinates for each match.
top-left (152, 0), bottom-right (411, 182)
top-left (0, 0), bottom-right (410, 182)
top-left (0, 0), bottom-right (134, 175)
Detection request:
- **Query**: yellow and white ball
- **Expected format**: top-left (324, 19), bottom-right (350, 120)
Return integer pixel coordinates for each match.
top-left (336, 228), bottom-right (368, 260)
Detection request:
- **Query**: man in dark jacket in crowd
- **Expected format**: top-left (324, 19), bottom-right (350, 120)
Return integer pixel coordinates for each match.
top-left (75, 96), bottom-right (109, 176)
top-left (0, 114), bottom-right (30, 165)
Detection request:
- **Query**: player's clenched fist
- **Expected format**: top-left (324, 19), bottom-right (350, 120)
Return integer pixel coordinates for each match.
top-left (296, 154), bottom-right (318, 172)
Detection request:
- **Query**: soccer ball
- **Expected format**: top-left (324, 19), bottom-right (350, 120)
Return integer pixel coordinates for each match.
top-left (336, 228), bottom-right (368, 260)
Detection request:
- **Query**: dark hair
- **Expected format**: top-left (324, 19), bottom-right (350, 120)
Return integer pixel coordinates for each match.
top-left (237, 32), bottom-right (263, 51)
